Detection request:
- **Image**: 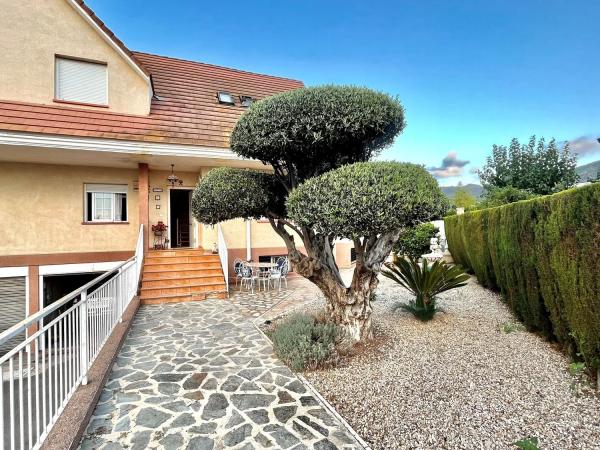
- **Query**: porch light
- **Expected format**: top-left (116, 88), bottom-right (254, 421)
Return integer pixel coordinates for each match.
top-left (217, 91), bottom-right (235, 105)
top-left (167, 164), bottom-right (183, 186)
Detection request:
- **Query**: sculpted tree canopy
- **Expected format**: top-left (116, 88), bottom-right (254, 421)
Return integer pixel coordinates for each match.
top-left (193, 85), bottom-right (446, 342)
top-left (287, 162), bottom-right (447, 237)
top-left (230, 85), bottom-right (406, 186)
top-left (192, 168), bottom-right (283, 224)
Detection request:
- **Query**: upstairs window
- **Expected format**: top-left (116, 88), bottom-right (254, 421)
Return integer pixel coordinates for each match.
top-left (55, 56), bottom-right (108, 105)
top-left (84, 184), bottom-right (127, 222)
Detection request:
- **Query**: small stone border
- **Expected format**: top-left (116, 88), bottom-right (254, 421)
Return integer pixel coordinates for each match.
top-left (252, 321), bottom-right (372, 450)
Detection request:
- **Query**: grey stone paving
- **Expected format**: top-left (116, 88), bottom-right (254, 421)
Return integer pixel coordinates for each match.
top-left (79, 300), bottom-right (362, 449)
top-left (229, 278), bottom-right (323, 322)
top-left (229, 286), bottom-right (294, 319)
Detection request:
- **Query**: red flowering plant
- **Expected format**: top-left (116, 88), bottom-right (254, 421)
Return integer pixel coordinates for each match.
top-left (151, 221), bottom-right (168, 234)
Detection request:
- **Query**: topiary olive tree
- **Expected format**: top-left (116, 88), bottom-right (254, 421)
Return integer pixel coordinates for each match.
top-left (192, 85), bottom-right (447, 342)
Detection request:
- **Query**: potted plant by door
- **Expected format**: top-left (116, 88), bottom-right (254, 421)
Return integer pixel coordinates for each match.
top-left (152, 221), bottom-right (168, 249)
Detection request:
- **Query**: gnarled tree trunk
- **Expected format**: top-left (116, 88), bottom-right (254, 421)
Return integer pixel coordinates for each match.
top-left (269, 217), bottom-right (399, 343)
top-left (295, 255), bottom-right (379, 342)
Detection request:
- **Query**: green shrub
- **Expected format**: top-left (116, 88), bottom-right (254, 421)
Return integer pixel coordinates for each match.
top-left (452, 186), bottom-right (478, 209)
top-left (393, 223), bottom-right (438, 259)
top-left (477, 186), bottom-right (538, 209)
top-left (445, 183), bottom-right (600, 372)
top-left (500, 322), bottom-right (526, 333)
top-left (382, 257), bottom-right (469, 321)
top-left (513, 437), bottom-right (540, 450)
top-left (269, 314), bottom-right (339, 371)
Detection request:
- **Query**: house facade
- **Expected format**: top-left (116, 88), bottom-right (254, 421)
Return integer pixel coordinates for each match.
top-left (0, 0), bottom-right (354, 336)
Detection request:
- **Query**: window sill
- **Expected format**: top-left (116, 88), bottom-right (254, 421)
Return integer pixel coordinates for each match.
top-left (82, 221), bottom-right (129, 225)
top-left (54, 99), bottom-right (109, 109)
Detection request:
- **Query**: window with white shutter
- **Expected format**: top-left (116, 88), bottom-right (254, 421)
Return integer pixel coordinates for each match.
top-left (55, 56), bottom-right (108, 105)
top-left (84, 184), bottom-right (128, 222)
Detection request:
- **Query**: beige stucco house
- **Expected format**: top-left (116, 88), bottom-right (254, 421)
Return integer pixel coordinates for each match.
top-left (0, 0), bottom-right (355, 338)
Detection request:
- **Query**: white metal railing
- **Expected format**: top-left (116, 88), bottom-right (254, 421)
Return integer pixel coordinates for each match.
top-left (0, 225), bottom-right (144, 450)
top-left (217, 223), bottom-right (229, 294)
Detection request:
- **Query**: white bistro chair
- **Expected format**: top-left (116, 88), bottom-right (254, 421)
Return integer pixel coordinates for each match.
top-left (233, 258), bottom-right (244, 288)
top-left (270, 257), bottom-right (289, 290)
top-left (257, 267), bottom-right (272, 291)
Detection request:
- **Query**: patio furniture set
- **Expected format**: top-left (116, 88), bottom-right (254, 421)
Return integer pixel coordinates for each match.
top-left (233, 257), bottom-right (290, 293)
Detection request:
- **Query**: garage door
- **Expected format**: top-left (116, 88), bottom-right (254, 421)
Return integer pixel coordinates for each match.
top-left (0, 277), bottom-right (26, 356)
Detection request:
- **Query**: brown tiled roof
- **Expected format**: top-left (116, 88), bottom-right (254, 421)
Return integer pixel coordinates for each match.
top-left (0, 52), bottom-right (303, 147)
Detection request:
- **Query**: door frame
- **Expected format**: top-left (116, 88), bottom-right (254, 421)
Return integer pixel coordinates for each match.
top-left (167, 186), bottom-right (196, 249)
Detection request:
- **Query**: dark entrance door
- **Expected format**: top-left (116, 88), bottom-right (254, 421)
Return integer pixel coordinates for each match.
top-left (170, 189), bottom-right (192, 248)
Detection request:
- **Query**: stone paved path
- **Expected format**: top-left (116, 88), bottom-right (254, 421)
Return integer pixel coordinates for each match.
top-left (229, 286), bottom-right (294, 319)
top-left (79, 300), bottom-right (362, 449)
top-left (229, 278), bottom-right (323, 322)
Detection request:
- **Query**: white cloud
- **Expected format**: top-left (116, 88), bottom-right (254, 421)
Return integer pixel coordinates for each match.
top-left (566, 135), bottom-right (600, 157)
top-left (429, 152), bottom-right (470, 178)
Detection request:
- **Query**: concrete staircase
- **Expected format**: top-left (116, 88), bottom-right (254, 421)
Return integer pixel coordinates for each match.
top-left (140, 248), bottom-right (228, 305)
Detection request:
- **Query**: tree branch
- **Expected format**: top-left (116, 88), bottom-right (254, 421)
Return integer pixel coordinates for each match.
top-left (298, 226), bottom-right (315, 258)
top-left (364, 231), bottom-right (401, 271)
top-left (322, 235), bottom-right (345, 286)
top-left (274, 216), bottom-right (302, 237)
top-left (353, 237), bottom-right (365, 265)
top-left (267, 217), bottom-right (297, 252)
top-left (364, 235), bottom-right (378, 254)
top-left (271, 162), bottom-right (291, 193)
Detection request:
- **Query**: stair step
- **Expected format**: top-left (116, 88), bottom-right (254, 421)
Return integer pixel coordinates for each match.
top-left (140, 290), bottom-right (228, 305)
top-left (145, 255), bottom-right (220, 264)
top-left (148, 249), bottom-right (209, 256)
top-left (142, 275), bottom-right (225, 288)
top-left (143, 262), bottom-right (222, 271)
top-left (142, 269), bottom-right (224, 279)
top-left (140, 282), bottom-right (226, 297)
top-left (140, 248), bottom-right (227, 305)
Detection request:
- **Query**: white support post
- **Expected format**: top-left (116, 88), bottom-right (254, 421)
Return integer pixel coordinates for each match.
top-left (246, 220), bottom-right (252, 261)
top-left (79, 290), bottom-right (89, 385)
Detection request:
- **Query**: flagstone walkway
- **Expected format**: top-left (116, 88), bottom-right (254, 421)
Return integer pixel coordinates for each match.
top-left (79, 299), bottom-right (362, 449)
top-left (229, 277), bottom-right (323, 322)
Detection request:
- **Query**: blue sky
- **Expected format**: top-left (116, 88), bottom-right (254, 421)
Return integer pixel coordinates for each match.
top-left (88, 0), bottom-right (600, 185)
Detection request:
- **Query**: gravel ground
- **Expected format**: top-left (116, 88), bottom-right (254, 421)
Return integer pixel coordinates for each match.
top-left (294, 276), bottom-right (600, 450)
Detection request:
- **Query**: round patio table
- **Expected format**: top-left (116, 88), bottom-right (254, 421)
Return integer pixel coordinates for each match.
top-left (245, 262), bottom-right (278, 269)
top-left (244, 262), bottom-right (278, 293)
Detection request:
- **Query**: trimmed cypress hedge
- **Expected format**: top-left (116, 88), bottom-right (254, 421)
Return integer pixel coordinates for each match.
top-left (445, 183), bottom-right (600, 371)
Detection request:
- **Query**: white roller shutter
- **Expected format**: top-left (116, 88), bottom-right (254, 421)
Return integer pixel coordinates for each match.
top-left (85, 184), bottom-right (127, 194)
top-left (0, 277), bottom-right (26, 356)
top-left (55, 57), bottom-right (108, 105)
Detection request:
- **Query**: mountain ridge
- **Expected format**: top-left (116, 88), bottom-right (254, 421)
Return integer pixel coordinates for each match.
top-left (576, 160), bottom-right (600, 182)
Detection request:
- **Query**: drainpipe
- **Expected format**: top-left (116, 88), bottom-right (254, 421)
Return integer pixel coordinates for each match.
top-left (246, 220), bottom-right (252, 261)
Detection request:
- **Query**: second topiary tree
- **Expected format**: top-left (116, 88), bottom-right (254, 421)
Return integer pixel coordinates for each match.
top-left (192, 86), bottom-right (448, 343)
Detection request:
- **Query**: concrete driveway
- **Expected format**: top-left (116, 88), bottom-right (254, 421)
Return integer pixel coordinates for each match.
top-left (79, 299), bottom-right (362, 449)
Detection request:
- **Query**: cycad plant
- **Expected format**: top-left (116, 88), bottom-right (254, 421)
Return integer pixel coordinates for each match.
top-left (382, 257), bottom-right (469, 321)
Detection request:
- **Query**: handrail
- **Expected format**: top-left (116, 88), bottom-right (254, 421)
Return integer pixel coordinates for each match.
top-left (217, 223), bottom-right (229, 294)
top-left (0, 224), bottom-right (144, 450)
top-left (0, 256), bottom-right (134, 344)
